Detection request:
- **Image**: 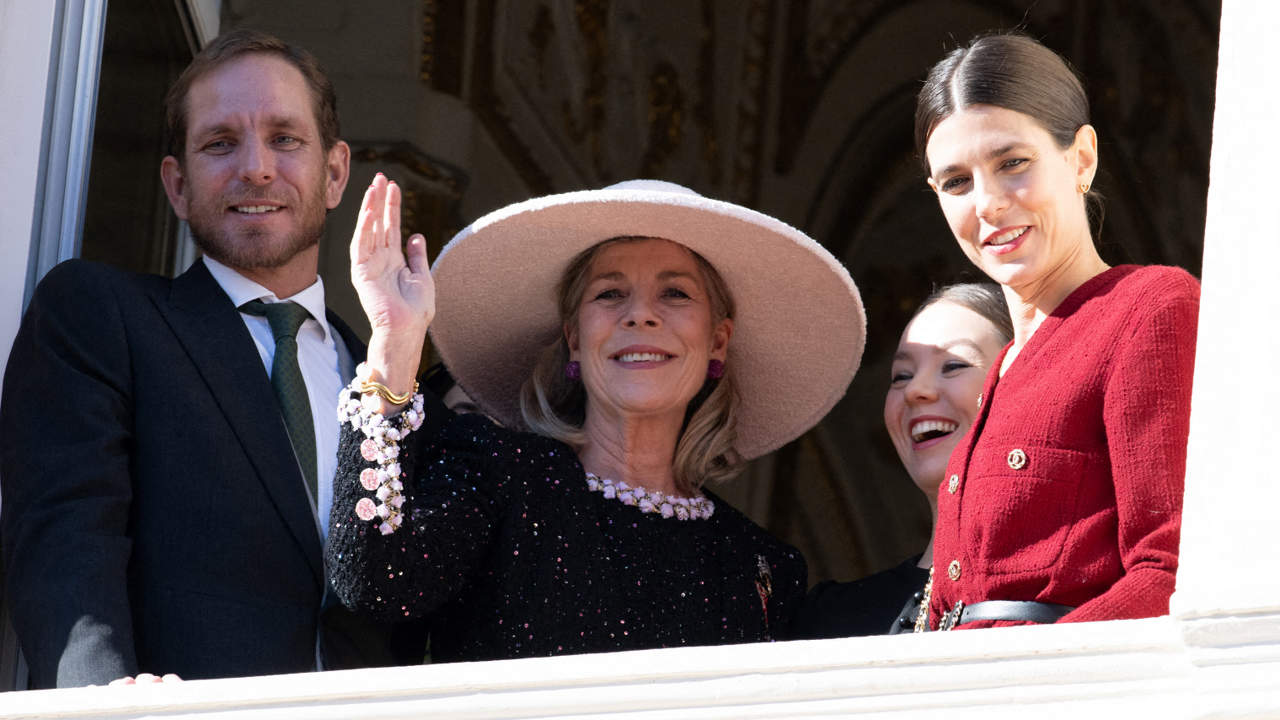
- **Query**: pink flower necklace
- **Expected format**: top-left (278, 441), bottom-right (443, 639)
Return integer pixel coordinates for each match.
top-left (584, 473), bottom-right (715, 521)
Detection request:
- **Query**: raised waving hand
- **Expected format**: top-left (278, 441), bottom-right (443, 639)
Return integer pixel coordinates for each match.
top-left (352, 174), bottom-right (434, 333)
top-left (350, 174), bottom-right (433, 405)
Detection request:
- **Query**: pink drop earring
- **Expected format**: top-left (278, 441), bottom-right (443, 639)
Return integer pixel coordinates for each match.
top-left (707, 359), bottom-right (725, 380)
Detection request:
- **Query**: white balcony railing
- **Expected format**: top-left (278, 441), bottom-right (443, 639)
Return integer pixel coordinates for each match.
top-left (4, 612), bottom-right (1279, 718)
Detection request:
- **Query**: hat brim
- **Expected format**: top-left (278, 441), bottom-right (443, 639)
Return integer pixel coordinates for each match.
top-left (429, 185), bottom-right (866, 460)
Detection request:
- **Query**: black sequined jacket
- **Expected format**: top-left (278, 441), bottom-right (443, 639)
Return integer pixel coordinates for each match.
top-left (326, 399), bottom-right (807, 663)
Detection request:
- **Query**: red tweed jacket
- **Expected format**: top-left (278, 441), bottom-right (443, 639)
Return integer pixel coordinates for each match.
top-left (929, 265), bottom-right (1200, 627)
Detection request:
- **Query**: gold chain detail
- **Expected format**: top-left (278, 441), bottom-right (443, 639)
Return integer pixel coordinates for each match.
top-left (914, 566), bottom-right (934, 633)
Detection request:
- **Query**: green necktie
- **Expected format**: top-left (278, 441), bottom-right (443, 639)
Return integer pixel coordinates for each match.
top-left (240, 300), bottom-right (317, 505)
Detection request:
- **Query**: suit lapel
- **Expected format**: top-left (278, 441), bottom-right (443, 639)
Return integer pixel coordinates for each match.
top-left (157, 260), bottom-right (324, 585)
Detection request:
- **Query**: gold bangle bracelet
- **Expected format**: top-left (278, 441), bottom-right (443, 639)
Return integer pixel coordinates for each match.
top-left (359, 379), bottom-right (418, 406)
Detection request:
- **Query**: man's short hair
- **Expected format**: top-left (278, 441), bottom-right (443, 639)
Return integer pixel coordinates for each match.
top-left (163, 29), bottom-right (341, 159)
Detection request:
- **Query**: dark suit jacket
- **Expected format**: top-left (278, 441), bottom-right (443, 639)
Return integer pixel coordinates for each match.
top-left (0, 259), bottom-right (424, 688)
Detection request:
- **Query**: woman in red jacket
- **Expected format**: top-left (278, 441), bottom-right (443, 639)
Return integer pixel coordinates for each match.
top-left (914, 33), bottom-right (1200, 629)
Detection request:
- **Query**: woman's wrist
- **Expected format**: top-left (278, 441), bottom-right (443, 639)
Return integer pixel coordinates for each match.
top-left (365, 328), bottom-right (424, 387)
top-left (361, 328), bottom-right (425, 414)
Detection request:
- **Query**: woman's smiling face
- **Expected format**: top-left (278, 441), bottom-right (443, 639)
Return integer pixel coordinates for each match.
top-left (925, 104), bottom-right (1097, 294)
top-left (568, 238), bottom-right (732, 425)
top-left (884, 300), bottom-right (1007, 503)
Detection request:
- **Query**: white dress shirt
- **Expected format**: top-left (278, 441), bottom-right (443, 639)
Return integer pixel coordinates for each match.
top-left (204, 256), bottom-right (354, 540)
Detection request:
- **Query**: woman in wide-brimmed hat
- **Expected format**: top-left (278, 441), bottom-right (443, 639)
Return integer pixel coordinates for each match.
top-left (326, 175), bottom-right (864, 662)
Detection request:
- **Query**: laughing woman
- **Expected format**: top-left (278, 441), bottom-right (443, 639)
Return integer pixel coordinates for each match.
top-left (914, 33), bottom-right (1200, 630)
top-left (794, 284), bottom-right (1012, 638)
top-left (326, 177), bottom-right (865, 660)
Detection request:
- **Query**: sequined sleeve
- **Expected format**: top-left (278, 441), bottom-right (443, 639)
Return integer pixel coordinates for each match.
top-left (326, 384), bottom-right (506, 622)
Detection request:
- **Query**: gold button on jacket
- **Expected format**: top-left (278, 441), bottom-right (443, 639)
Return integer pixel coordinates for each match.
top-left (1007, 448), bottom-right (1027, 470)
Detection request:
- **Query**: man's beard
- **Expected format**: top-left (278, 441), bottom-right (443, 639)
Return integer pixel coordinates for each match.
top-left (188, 182), bottom-right (328, 271)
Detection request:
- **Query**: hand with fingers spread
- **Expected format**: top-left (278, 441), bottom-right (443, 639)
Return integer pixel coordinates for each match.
top-left (350, 174), bottom-right (434, 407)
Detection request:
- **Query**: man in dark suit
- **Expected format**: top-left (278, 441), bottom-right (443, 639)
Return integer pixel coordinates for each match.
top-left (0, 29), bottom-right (422, 688)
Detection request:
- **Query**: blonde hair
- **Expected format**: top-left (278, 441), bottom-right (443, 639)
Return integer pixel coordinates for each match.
top-left (519, 237), bottom-right (742, 494)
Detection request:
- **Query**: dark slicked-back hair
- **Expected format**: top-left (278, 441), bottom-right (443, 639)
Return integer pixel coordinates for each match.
top-left (164, 29), bottom-right (340, 159)
top-left (914, 32), bottom-right (1089, 174)
top-left (914, 32), bottom-right (1103, 234)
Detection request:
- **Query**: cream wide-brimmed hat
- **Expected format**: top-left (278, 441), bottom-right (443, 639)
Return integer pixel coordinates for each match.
top-left (428, 180), bottom-right (865, 460)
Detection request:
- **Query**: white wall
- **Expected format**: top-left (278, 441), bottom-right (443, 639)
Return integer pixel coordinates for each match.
top-left (0, 1), bottom-right (58, 382)
top-left (1173, 0), bottom-right (1280, 619)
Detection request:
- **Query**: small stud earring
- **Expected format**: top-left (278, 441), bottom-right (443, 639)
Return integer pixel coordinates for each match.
top-left (1079, 182), bottom-right (1091, 194)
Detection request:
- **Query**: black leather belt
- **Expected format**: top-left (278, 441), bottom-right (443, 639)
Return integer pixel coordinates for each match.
top-left (955, 600), bottom-right (1074, 626)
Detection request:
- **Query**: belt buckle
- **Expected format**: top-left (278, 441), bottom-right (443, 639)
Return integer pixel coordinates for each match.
top-left (939, 600), bottom-right (965, 631)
